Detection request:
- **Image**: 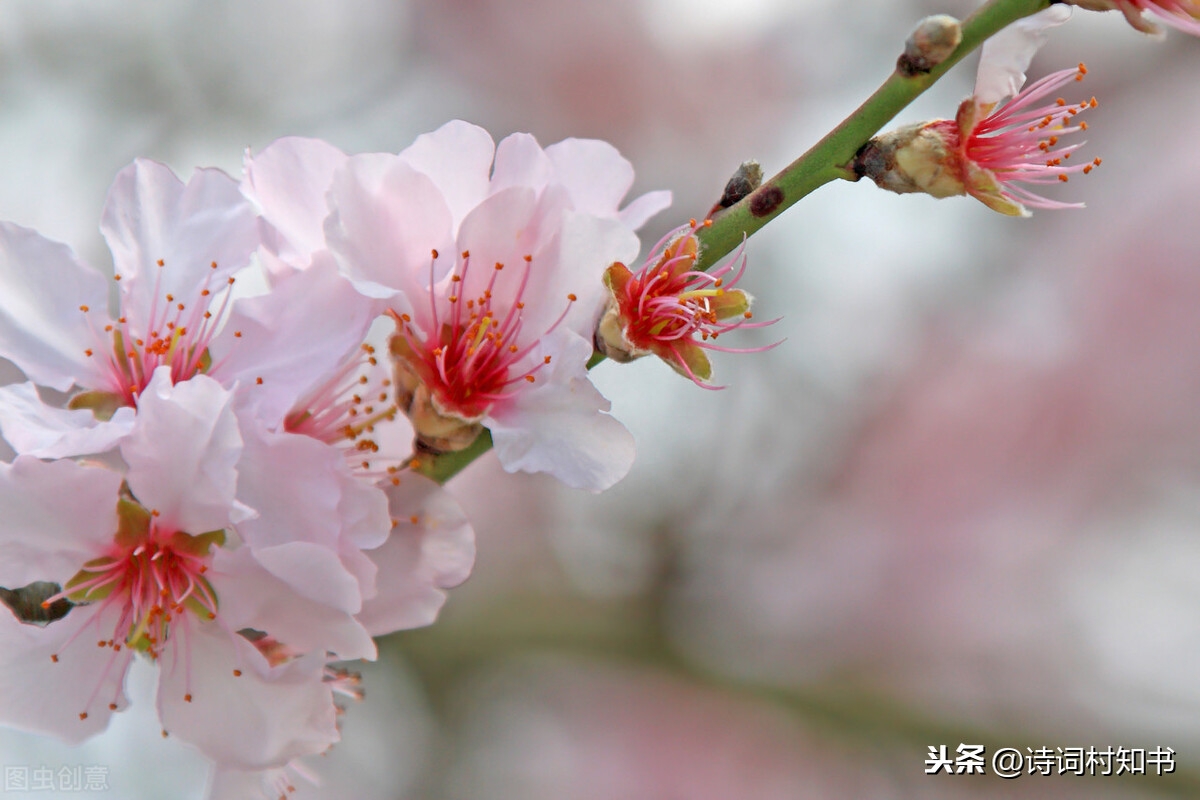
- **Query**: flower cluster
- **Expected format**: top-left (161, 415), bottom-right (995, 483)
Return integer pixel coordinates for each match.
top-left (0, 116), bottom-right (787, 794)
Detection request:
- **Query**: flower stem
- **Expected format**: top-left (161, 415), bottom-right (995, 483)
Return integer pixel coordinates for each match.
top-left (413, 0), bottom-right (1053, 485)
top-left (694, 0), bottom-right (1053, 270)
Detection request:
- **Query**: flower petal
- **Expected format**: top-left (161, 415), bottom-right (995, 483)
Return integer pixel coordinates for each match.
top-left (100, 160), bottom-right (259, 334)
top-left (0, 222), bottom-right (112, 392)
top-left (491, 131), bottom-right (554, 195)
top-left (975, 5), bottom-right (1073, 106)
top-left (0, 455), bottom-right (121, 588)
top-left (0, 382), bottom-right (135, 458)
top-left (121, 369), bottom-right (242, 534)
top-left (356, 474), bottom-right (475, 636)
top-left (486, 329), bottom-right (635, 491)
top-left (211, 547), bottom-right (376, 661)
top-left (242, 137), bottom-right (347, 271)
top-left (544, 138), bottom-right (638, 219)
top-left (209, 261), bottom-right (382, 427)
top-left (157, 622), bottom-right (338, 770)
top-left (398, 119), bottom-right (496, 230)
top-left (618, 189), bottom-right (673, 231)
top-left (0, 603), bottom-right (132, 743)
top-left (325, 153), bottom-right (456, 316)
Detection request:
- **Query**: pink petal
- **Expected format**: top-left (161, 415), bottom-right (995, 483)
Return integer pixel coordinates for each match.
top-left (209, 261), bottom-right (382, 427)
top-left (100, 160), bottom-right (259, 336)
top-left (356, 474), bottom-right (475, 636)
top-left (0, 382), bottom-right (135, 458)
top-left (0, 603), bottom-right (132, 743)
top-left (0, 455), bottom-right (122, 588)
top-left (242, 137), bottom-right (347, 269)
top-left (618, 189), bottom-right (673, 231)
top-left (491, 132), bottom-right (554, 195)
top-left (487, 329), bottom-right (635, 491)
top-left (0, 222), bottom-right (112, 392)
top-left (157, 622), bottom-right (339, 769)
top-left (211, 547), bottom-right (376, 661)
top-left (235, 425), bottom-right (388, 553)
top-left (251, 541), bottom-right (365, 616)
top-left (545, 137), bottom-right (637, 219)
top-left (325, 153), bottom-right (456, 318)
top-left (397, 119), bottom-right (496, 230)
top-left (121, 369), bottom-right (242, 534)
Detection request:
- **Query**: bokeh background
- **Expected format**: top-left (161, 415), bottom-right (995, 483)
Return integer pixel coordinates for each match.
top-left (1, 0), bottom-right (1198, 797)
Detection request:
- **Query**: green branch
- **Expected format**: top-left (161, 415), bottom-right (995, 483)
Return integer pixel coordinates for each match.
top-left (694, 0), bottom-right (1053, 270)
top-left (414, 0), bottom-right (1053, 484)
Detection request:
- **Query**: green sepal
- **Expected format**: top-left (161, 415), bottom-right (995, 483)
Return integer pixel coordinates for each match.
top-left (67, 390), bottom-right (126, 422)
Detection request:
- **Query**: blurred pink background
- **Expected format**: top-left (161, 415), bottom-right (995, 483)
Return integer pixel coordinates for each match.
top-left (0, 0), bottom-right (1197, 797)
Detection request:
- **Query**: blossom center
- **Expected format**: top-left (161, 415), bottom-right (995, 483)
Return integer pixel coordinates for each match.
top-left (390, 249), bottom-right (572, 428)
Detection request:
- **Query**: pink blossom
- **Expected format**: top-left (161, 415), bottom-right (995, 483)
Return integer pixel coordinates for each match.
top-left (1071, 0), bottom-right (1200, 35)
top-left (857, 7), bottom-right (1101, 216)
top-left (323, 121), bottom-right (670, 490)
top-left (0, 370), bottom-right (355, 768)
top-left (597, 220), bottom-right (777, 387)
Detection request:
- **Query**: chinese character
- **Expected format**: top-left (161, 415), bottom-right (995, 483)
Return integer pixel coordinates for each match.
top-left (1086, 745), bottom-right (1114, 776)
top-left (58, 765), bottom-right (83, 792)
top-left (955, 744), bottom-right (986, 774)
top-left (1115, 747), bottom-right (1146, 776)
top-left (1027, 746), bottom-right (1055, 776)
top-left (83, 765), bottom-right (110, 792)
top-left (925, 745), bottom-right (954, 775)
top-left (1059, 746), bottom-right (1085, 775)
top-left (30, 766), bottom-right (54, 791)
top-left (1147, 747), bottom-right (1176, 776)
top-left (4, 765), bottom-right (30, 792)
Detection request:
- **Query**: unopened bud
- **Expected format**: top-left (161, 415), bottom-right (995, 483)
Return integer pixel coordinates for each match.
top-left (898, 15), bottom-right (962, 75)
top-left (708, 161), bottom-right (764, 218)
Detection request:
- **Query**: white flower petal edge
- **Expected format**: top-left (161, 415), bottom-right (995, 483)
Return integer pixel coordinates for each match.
top-left (0, 382), bottom-right (135, 458)
top-left (157, 624), bottom-right (339, 771)
top-left (0, 455), bottom-right (122, 588)
top-left (975, 5), bottom-right (1074, 107)
top-left (486, 328), bottom-right (636, 492)
top-left (100, 160), bottom-right (259, 335)
top-left (0, 221), bottom-right (112, 392)
top-left (357, 474), bottom-right (476, 636)
top-left (0, 603), bottom-right (132, 742)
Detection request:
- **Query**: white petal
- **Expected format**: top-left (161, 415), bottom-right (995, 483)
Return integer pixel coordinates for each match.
top-left (545, 138), bottom-right (637, 218)
top-left (356, 474), bottom-right (475, 636)
top-left (975, 5), bottom-right (1073, 106)
top-left (211, 547), bottom-right (376, 661)
top-left (618, 189), bottom-right (673, 231)
top-left (121, 369), bottom-right (242, 533)
top-left (209, 260), bottom-right (381, 427)
top-left (242, 137), bottom-right (347, 268)
top-left (0, 222), bottom-right (112, 392)
top-left (325, 153), bottom-right (455, 319)
top-left (157, 622), bottom-right (339, 770)
top-left (100, 160), bottom-right (259, 334)
top-left (398, 119), bottom-right (495, 230)
top-left (487, 330), bottom-right (635, 491)
top-left (0, 455), bottom-right (121, 588)
top-left (0, 603), bottom-right (132, 743)
top-left (0, 382), bottom-right (135, 458)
